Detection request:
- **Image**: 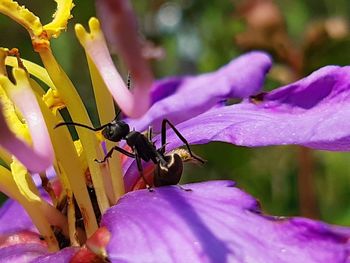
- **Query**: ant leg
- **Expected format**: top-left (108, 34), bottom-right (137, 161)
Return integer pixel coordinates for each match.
top-left (147, 126), bottom-right (153, 141)
top-left (161, 119), bottom-right (205, 163)
top-left (177, 185), bottom-right (192, 192)
top-left (147, 125), bottom-right (159, 148)
top-left (95, 145), bottom-right (135, 163)
top-left (134, 147), bottom-right (153, 192)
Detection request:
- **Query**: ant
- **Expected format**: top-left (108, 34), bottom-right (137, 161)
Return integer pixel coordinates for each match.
top-left (55, 112), bottom-right (204, 189)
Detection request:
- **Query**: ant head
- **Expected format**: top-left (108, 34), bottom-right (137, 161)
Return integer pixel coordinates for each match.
top-left (102, 120), bottom-right (130, 142)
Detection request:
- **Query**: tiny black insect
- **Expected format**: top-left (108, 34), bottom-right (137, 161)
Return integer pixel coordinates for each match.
top-left (55, 113), bottom-right (204, 189)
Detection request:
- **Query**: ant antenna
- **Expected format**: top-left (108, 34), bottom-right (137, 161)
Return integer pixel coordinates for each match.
top-left (55, 110), bottom-right (123, 131)
top-left (54, 122), bottom-right (108, 131)
top-left (115, 109), bottom-right (121, 119)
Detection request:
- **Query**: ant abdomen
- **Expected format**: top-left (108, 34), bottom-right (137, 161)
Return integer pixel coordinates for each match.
top-left (154, 153), bottom-right (183, 187)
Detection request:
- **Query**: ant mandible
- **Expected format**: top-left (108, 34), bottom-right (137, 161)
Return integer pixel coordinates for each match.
top-left (55, 112), bottom-right (204, 189)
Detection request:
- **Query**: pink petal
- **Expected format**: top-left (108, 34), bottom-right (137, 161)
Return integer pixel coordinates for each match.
top-left (0, 108), bottom-right (52, 173)
top-left (95, 0), bottom-right (153, 118)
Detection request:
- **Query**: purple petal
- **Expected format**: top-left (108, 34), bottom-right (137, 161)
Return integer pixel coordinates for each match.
top-left (122, 65), bottom-right (350, 189)
top-left (162, 65), bottom-right (350, 151)
top-left (0, 185), bottom-right (53, 235)
top-left (0, 243), bottom-right (77, 263)
top-left (35, 247), bottom-right (78, 263)
top-left (0, 243), bottom-right (47, 263)
top-left (0, 199), bottom-right (36, 235)
top-left (101, 181), bottom-right (350, 262)
top-left (126, 51), bottom-right (272, 131)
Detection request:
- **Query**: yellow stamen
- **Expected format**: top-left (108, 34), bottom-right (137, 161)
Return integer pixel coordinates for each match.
top-left (0, 0), bottom-right (43, 37)
top-left (2, 42), bottom-right (99, 237)
top-left (90, 57), bottom-right (124, 202)
top-left (0, 164), bottom-right (59, 251)
top-left (0, 50), bottom-right (26, 166)
top-left (1, 64), bottom-right (68, 236)
top-left (66, 189), bottom-right (80, 246)
top-left (11, 160), bottom-right (40, 201)
top-left (0, 47), bottom-right (8, 75)
top-left (0, 55), bottom-right (91, 239)
top-left (43, 88), bottom-right (66, 115)
top-left (0, 146), bottom-right (12, 166)
top-left (1, 67), bottom-right (54, 171)
top-left (0, 84), bottom-right (31, 143)
top-left (5, 56), bottom-right (55, 89)
top-left (43, 0), bottom-right (75, 39)
top-left (31, 78), bottom-right (99, 237)
top-left (73, 140), bottom-right (88, 171)
top-left (11, 160), bottom-right (69, 239)
top-left (7, 48), bottom-right (26, 71)
top-left (76, 17), bottom-right (125, 202)
top-left (0, 0), bottom-right (129, 245)
top-left (0, 50), bottom-right (29, 141)
top-left (36, 46), bottom-right (110, 214)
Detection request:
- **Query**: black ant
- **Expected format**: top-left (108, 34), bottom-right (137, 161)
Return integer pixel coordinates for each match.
top-left (55, 113), bottom-right (204, 189)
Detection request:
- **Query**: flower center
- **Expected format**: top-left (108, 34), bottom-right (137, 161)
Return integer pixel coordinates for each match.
top-left (0, 0), bottom-right (136, 254)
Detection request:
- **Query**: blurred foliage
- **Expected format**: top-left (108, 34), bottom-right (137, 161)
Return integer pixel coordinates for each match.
top-left (0, 0), bottom-right (350, 225)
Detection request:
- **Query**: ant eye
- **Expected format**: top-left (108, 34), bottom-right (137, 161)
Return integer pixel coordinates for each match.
top-left (106, 126), bottom-right (117, 137)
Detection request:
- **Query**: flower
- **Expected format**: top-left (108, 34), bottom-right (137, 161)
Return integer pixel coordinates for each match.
top-left (0, 1), bottom-right (349, 262)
